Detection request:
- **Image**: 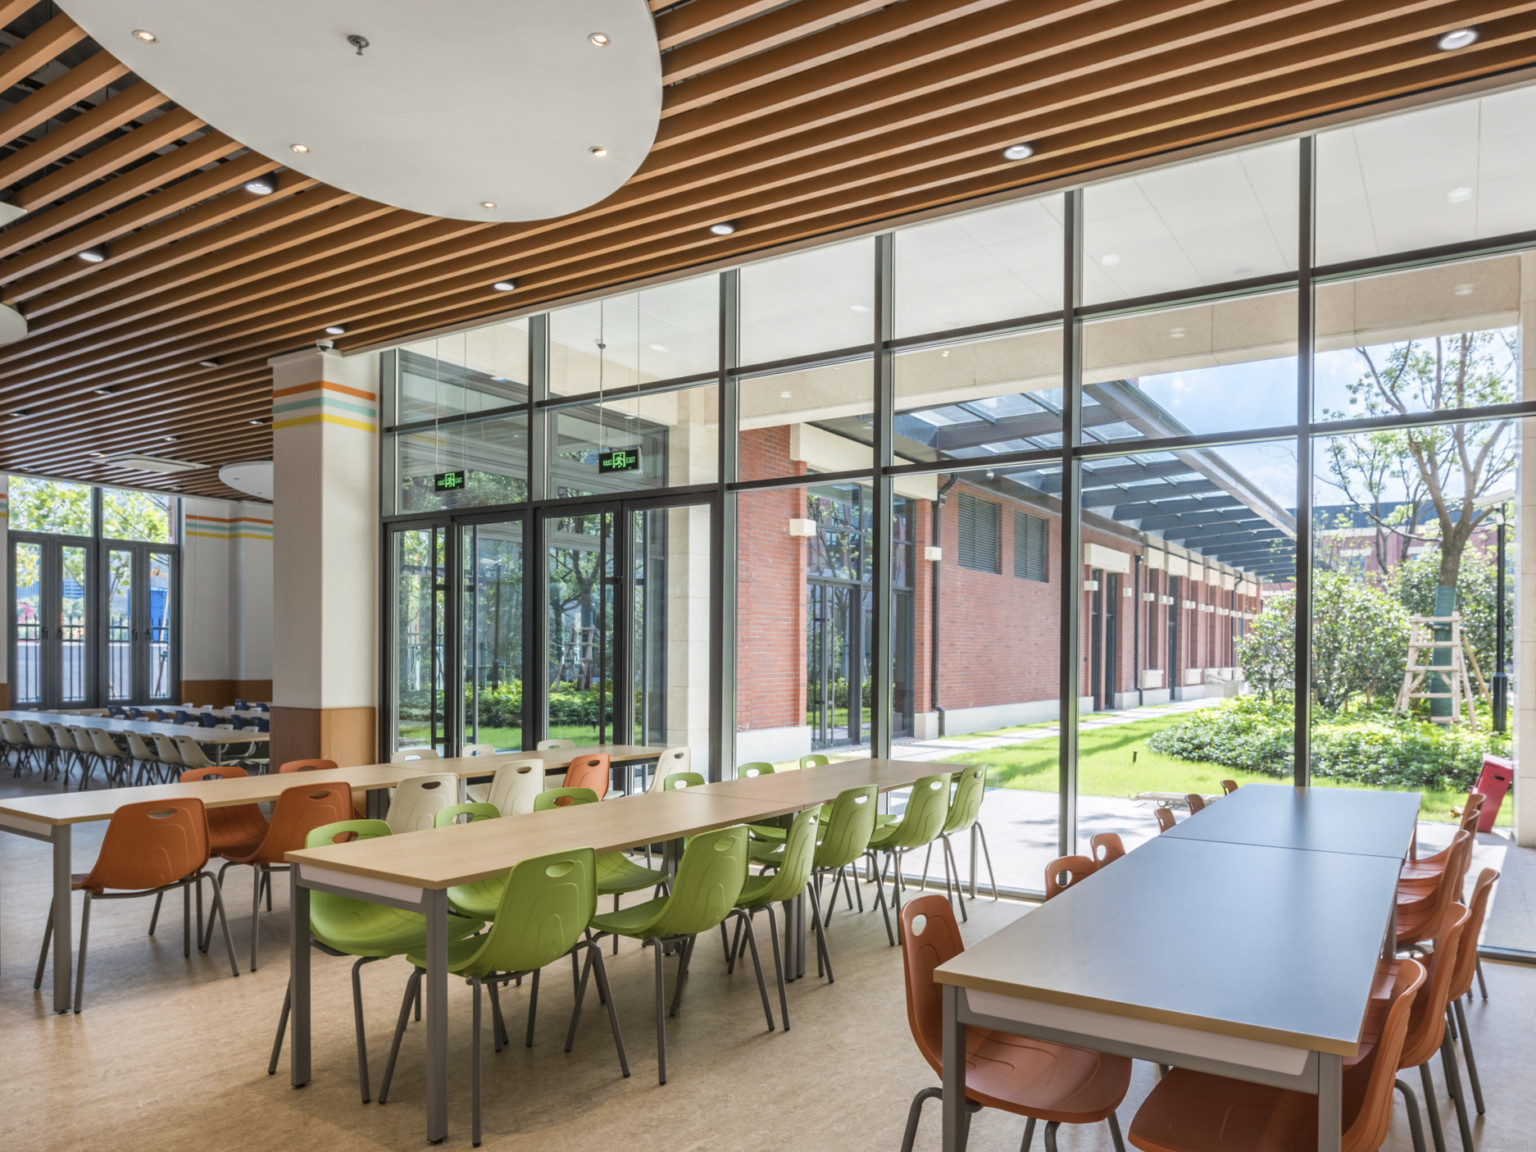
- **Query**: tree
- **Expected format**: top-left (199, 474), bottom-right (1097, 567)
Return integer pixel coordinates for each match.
top-left (1237, 571), bottom-right (1408, 711)
top-left (1322, 330), bottom-right (1517, 594)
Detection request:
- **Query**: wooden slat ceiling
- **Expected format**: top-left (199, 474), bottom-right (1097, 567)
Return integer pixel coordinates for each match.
top-left (2, 0), bottom-right (1535, 500)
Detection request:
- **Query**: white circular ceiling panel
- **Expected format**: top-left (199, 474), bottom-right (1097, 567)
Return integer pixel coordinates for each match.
top-left (61, 0), bottom-right (662, 221)
top-left (218, 460), bottom-right (273, 501)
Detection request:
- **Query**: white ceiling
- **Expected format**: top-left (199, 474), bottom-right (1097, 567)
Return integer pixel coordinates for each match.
top-left (61, 0), bottom-right (661, 221)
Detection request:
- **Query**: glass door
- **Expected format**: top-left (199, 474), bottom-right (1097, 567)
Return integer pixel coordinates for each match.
top-left (104, 544), bottom-right (178, 704)
top-left (392, 524), bottom-right (450, 753)
top-left (461, 518), bottom-right (525, 752)
top-left (544, 507), bottom-right (616, 746)
top-left (9, 535), bottom-right (93, 709)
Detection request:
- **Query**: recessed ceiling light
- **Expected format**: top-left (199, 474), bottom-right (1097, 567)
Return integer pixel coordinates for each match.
top-left (89, 451), bottom-right (104, 457)
top-left (132, 29), bottom-right (157, 43)
top-left (1454, 283), bottom-right (1475, 296)
top-left (1101, 253), bottom-right (1121, 266)
top-left (289, 143), bottom-right (310, 154)
top-left (480, 200), bottom-right (497, 209)
top-left (780, 391), bottom-right (792, 399)
top-left (248, 419), bottom-right (265, 426)
top-left (1438, 28), bottom-right (1478, 51)
top-left (709, 221), bottom-right (737, 236)
top-left (588, 32), bottom-right (610, 46)
top-left (198, 358), bottom-right (220, 368)
top-left (10, 409), bottom-right (30, 417)
top-left (849, 303), bottom-right (870, 313)
top-left (163, 436), bottom-right (179, 443)
top-left (589, 146), bottom-right (608, 157)
top-left (648, 344), bottom-right (668, 352)
top-left (78, 245), bottom-right (107, 263)
top-left (492, 280), bottom-right (516, 292)
top-left (244, 175), bottom-right (276, 195)
top-left (1446, 186), bottom-right (1474, 203)
top-left (93, 387), bottom-right (113, 395)
top-left (1002, 143), bottom-right (1035, 161)
top-left (324, 324), bottom-right (347, 335)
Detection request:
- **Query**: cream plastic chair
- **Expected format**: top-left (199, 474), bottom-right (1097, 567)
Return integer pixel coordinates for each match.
top-left (390, 746), bottom-right (440, 765)
top-left (152, 734), bottom-right (184, 782)
top-left (89, 729), bottom-right (130, 787)
top-left (536, 738), bottom-right (575, 751)
top-left (68, 726), bottom-right (101, 788)
top-left (485, 759), bottom-right (544, 816)
top-left (645, 746), bottom-right (693, 794)
top-left (49, 725), bottom-right (80, 788)
top-left (462, 743), bottom-right (497, 757)
top-left (122, 732), bottom-right (157, 784)
top-left (173, 735), bottom-right (216, 771)
top-left (24, 720), bottom-right (57, 781)
top-left (462, 743), bottom-right (500, 801)
top-left (385, 773), bottom-right (458, 833)
top-left (1, 718), bottom-right (32, 775)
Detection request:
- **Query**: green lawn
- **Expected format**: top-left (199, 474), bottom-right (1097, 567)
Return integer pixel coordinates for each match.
top-left (398, 723), bottom-right (601, 752)
top-left (936, 711), bottom-right (1506, 826)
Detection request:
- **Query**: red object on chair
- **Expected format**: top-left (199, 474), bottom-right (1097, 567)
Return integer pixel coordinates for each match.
top-left (1472, 756), bottom-right (1513, 832)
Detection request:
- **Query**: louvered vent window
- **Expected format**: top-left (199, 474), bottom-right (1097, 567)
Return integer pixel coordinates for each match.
top-left (957, 492), bottom-right (1000, 573)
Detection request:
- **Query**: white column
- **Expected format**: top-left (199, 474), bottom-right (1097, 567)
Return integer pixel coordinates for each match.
top-left (269, 348), bottom-right (380, 766)
top-left (1516, 254), bottom-right (1536, 846)
top-left (232, 500), bottom-right (273, 701)
top-left (0, 474), bottom-right (8, 709)
top-left (180, 497), bottom-right (234, 703)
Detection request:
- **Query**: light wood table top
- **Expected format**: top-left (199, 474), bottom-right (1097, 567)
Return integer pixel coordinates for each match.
top-left (452, 745), bottom-right (665, 773)
top-left (286, 789), bottom-right (782, 888)
top-left (1164, 783), bottom-right (1421, 860)
top-left (0, 709), bottom-right (268, 745)
top-left (935, 835), bottom-right (1402, 1056)
top-left (688, 757), bottom-right (968, 816)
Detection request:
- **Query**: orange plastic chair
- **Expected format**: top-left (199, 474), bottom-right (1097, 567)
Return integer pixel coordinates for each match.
top-left (1127, 959), bottom-right (1425, 1152)
top-left (1089, 832), bottom-right (1125, 867)
top-left (1386, 905), bottom-right (1472, 1152)
top-left (1400, 803), bottom-right (1480, 881)
top-left (33, 798), bottom-right (239, 1012)
top-left (279, 758), bottom-right (338, 773)
top-left (1184, 793), bottom-right (1206, 813)
top-left (1219, 780), bottom-right (1239, 795)
top-left (898, 894), bottom-right (1130, 1152)
top-left (1044, 854), bottom-right (1096, 900)
top-left (1154, 807), bottom-right (1176, 834)
top-left (563, 752), bottom-right (611, 800)
top-left (215, 782), bottom-right (355, 971)
top-left (147, 766), bottom-right (270, 940)
top-left (1444, 868), bottom-right (1498, 1119)
top-left (1396, 830), bottom-right (1472, 949)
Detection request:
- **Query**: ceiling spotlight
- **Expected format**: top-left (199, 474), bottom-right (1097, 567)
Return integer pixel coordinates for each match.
top-left (324, 324), bottom-right (348, 335)
top-left (480, 200), bottom-right (497, 209)
top-left (245, 175), bottom-right (276, 195)
top-left (589, 146), bottom-right (608, 157)
top-left (198, 358), bottom-right (220, 368)
top-left (709, 221), bottom-right (737, 236)
top-left (163, 435), bottom-right (180, 443)
top-left (89, 451), bottom-right (104, 457)
top-left (1438, 28), bottom-right (1478, 51)
top-left (248, 419), bottom-right (265, 426)
top-left (649, 344), bottom-right (668, 352)
top-left (78, 245), bottom-right (107, 263)
top-left (1002, 143), bottom-right (1035, 161)
top-left (1446, 186), bottom-right (1473, 203)
top-left (289, 143), bottom-right (310, 154)
top-left (849, 303), bottom-right (870, 314)
top-left (588, 32), bottom-right (610, 46)
top-left (132, 29), bottom-right (158, 43)
top-left (1101, 253), bottom-right (1121, 266)
top-left (492, 279), bottom-right (516, 292)
top-left (10, 409), bottom-right (30, 417)
top-left (93, 387), bottom-right (114, 396)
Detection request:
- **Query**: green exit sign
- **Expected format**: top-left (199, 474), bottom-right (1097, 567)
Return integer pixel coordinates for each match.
top-left (598, 447), bottom-right (642, 473)
top-left (434, 470), bottom-right (467, 492)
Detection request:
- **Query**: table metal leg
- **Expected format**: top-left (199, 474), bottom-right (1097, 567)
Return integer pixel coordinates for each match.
top-left (366, 788), bottom-right (387, 821)
top-left (1317, 1051), bottom-right (1342, 1152)
top-left (290, 870), bottom-right (311, 1087)
top-left (942, 983), bottom-right (966, 1151)
top-left (968, 825), bottom-right (978, 899)
top-left (782, 892), bottom-right (806, 981)
top-left (51, 825), bottom-right (72, 1013)
top-left (425, 888), bottom-right (449, 1144)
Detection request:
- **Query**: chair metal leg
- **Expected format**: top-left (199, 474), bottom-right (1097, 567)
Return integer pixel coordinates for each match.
top-left (1107, 1111), bottom-right (1127, 1152)
top-left (250, 867), bottom-right (262, 972)
top-left (73, 891), bottom-right (92, 1014)
top-left (378, 968), bottom-right (422, 1105)
top-left (207, 871), bottom-right (240, 978)
top-left (900, 1087), bottom-right (942, 1152)
top-left (525, 966), bottom-right (541, 1048)
top-left (651, 939), bottom-right (668, 1086)
top-left (1420, 1060), bottom-right (1448, 1152)
top-left (487, 976), bottom-right (507, 1053)
top-left (351, 956), bottom-right (375, 1103)
top-left (34, 897), bottom-right (54, 989)
top-left (1452, 999), bottom-right (1485, 1114)
top-left (1020, 1117), bottom-right (1036, 1151)
top-left (269, 981), bottom-right (291, 1076)
top-left (764, 904), bottom-right (789, 1030)
top-left (1397, 1079), bottom-right (1430, 1152)
top-left (1043, 1120), bottom-right (1061, 1152)
top-left (669, 936), bottom-right (696, 1018)
top-left (807, 881), bottom-right (834, 984)
top-left (587, 944), bottom-right (630, 1077)
top-left (942, 835), bottom-right (966, 922)
top-left (183, 880), bottom-right (191, 959)
top-left (872, 853), bottom-right (896, 946)
top-left (1440, 1036), bottom-right (1477, 1152)
top-left (920, 842), bottom-right (934, 892)
top-left (148, 891), bottom-right (163, 936)
top-left (1475, 957), bottom-right (1488, 1001)
top-left (471, 978), bottom-right (483, 1147)
top-left (976, 821), bottom-right (1000, 899)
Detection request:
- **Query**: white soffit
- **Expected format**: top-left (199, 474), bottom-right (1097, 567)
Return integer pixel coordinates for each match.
top-left (60, 1), bottom-right (662, 222)
top-left (0, 303), bottom-right (26, 345)
top-left (219, 460), bottom-right (274, 501)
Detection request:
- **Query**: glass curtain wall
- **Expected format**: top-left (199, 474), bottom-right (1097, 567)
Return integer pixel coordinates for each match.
top-left (381, 81), bottom-right (1536, 924)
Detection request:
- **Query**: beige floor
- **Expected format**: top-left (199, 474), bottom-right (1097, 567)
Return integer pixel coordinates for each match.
top-left (2, 781), bottom-right (1534, 1152)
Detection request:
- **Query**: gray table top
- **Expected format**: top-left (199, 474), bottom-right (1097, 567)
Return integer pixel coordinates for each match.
top-left (1163, 783), bottom-right (1421, 859)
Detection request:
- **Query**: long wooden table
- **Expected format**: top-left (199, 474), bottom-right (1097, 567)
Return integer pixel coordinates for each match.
top-left (282, 756), bottom-right (966, 1144)
top-left (0, 744), bottom-right (661, 1016)
top-left (934, 784), bottom-right (1419, 1152)
top-left (0, 708), bottom-right (269, 745)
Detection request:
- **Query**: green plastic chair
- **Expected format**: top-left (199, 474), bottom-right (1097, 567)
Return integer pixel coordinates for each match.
top-left (738, 761), bottom-right (775, 778)
top-left (267, 819), bottom-right (482, 1103)
top-left (534, 786), bottom-right (598, 810)
top-left (868, 775), bottom-right (953, 945)
top-left (799, 754), bottom-right (830, 770)
top-left (378, 847), bottom-right (627, 1146)
top-left (724, 807), bottom-right (828, 1030)
top-left (934, 765), bottom-right (996, 919)
top-left (434, 802), bottom-right (501, 827)
top-left (589, 825), bottom-right (764, 1084)
top-left (661, 771), bottom-right (706, 790)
